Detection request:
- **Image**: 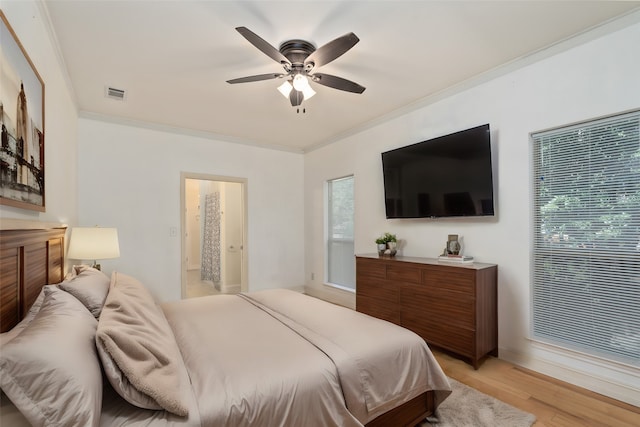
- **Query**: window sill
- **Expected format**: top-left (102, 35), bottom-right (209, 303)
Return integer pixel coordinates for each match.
top-left (324, 282), bottom-right (355, 293)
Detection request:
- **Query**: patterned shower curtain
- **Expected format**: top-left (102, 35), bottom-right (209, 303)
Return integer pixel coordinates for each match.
top-left (201, 192), bottom-right (221, 282)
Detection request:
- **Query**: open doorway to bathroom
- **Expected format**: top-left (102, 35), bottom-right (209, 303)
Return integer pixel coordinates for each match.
top-left (180, 173), bottom-right (247, 299)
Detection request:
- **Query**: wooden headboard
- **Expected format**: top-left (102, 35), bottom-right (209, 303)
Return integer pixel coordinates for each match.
top-left (0, 222), bottom-right (66, 333)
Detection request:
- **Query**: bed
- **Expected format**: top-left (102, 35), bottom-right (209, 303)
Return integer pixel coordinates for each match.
top-left (0, 224), bottom-right (451, 427)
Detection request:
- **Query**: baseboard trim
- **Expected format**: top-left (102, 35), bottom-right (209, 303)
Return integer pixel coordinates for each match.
top-left (500, 345), bottom-right (640, 407)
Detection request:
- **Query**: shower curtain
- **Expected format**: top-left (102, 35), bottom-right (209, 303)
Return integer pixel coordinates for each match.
top-left (201, 192), bottom-right (221, 282)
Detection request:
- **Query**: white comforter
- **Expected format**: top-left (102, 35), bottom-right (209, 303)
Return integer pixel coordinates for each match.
top-left (138, 289), bottom-right (451, 427)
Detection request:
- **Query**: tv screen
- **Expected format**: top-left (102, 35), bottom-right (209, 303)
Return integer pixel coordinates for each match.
top-left (382, 124), bottom-right (494, 219)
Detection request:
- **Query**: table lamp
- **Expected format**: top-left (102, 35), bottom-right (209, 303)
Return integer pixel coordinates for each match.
top-left (67, 227), bottom-right (120, 270)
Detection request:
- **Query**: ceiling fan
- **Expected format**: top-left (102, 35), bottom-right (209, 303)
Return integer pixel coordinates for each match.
top-left (227, 27), bottom-right (366, 107)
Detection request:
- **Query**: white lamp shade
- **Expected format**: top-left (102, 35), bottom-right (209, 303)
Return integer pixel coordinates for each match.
top-left (277, 80), bottom-right (293, 98)
top-left (301, 85), bottom-right (316, 100)
top-left (278, 76), bottom-right (315, 103)
top-left (67, 227), bottom-right (120, 260)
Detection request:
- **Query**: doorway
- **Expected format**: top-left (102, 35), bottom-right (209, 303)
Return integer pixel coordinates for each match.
top-left (180, 173), bottom-right (247, 298)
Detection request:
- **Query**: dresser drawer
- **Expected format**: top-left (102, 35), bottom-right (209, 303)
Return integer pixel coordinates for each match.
top-left (356, 258), bottom-right (387, 279)
top-left (422, 266), bottom-right (475, 295)
top-left (404, 319), bottom-right (475, 357)
top-left (357, 277), bottom-right (397, 300)
top-left (401, 285), bottom-right (474, 329)
top-left (387, 264), bottom-right (421, 284)
top-left (357, 295), bottom-right (400, 325)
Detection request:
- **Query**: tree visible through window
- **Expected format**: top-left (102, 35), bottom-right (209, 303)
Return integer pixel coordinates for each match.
top-left (532, 111), bottom-right (640, 366)
top-left (327, 176), bottom-right (355, 290)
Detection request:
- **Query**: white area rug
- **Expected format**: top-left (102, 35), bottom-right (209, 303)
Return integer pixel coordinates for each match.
top-left (423, 378), bottom-right (537, 427)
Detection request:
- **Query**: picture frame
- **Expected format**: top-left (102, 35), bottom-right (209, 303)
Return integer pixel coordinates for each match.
top-left (0, 11), bottom-right (45, 212)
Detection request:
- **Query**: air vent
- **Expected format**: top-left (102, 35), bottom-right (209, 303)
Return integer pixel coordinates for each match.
top-left (105, 86), bottom-right (127, 101)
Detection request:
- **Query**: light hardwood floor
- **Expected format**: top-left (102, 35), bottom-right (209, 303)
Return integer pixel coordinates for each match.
top-left (432, 349), bottom-right (640, 427)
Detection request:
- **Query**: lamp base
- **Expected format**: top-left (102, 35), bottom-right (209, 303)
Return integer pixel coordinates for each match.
top-left (91, 261), bottom-right (101, 271)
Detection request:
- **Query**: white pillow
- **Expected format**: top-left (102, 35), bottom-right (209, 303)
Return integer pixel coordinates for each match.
top-left (59, 265), bottom-right (110, 318)
top-left (0, 287), bottom-right (102, 427)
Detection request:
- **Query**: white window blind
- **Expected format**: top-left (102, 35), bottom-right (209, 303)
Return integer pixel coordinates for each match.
top-left (531, 110), bottom-right (640, 366)
top-left (327, 176), bottom-right (355, 290)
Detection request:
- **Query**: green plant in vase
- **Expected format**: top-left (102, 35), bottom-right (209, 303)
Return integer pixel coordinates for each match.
top-left (375, 236), bottom-right (387, 256)
top-left (375, 232), bottom-right (398, 256)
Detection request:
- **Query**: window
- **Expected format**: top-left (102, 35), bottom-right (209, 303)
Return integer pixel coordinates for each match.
top-left (327, 176), bottom-right (355, 290)
top-left (532, 110), bottom-right (640, 366)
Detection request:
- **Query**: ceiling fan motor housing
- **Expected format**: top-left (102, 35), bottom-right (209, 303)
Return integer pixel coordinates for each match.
top-left (279, 39), bottom-right (316, 73)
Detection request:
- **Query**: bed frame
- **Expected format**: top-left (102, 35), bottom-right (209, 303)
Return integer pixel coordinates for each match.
top-left (365, 392), bottom-right (434, 427)
top-left (0, 221), bottom-right (66, 333)
top-left (0, 223), bottom-right (434, 426)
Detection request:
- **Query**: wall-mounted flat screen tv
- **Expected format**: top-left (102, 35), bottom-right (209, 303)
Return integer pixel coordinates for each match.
top-left (382, 124), bottom-right (494, 219)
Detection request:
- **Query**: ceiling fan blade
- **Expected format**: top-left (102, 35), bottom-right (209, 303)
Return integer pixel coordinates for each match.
top-left (235, 27), bottom-right (290, 65)
top-left (311, 73), bottom-right (366, 94)
top-left (305, 32), bottom-right (359, 69)
top-left (290, 89), bottom-right (303, 107)
top-left (226, 73), bottom-right (285, 84)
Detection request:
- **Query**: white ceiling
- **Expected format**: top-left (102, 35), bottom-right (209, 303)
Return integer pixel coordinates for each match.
top-left (44, 1), bottom-right (640, 152)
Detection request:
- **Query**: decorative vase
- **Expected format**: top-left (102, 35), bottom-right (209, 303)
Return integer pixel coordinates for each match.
top-left (377, 243), bottom-right (387, 256)
top-left (387, 241), bottom-right (397, 257)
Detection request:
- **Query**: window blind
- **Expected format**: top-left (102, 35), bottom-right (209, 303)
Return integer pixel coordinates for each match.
top-left (327, 176), bottom-right (355, 289)
top-left (531, 110), bottom-right (640, 366)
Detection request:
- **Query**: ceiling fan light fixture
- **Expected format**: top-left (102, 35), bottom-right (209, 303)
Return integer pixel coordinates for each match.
top-left (292, 74), bottom-right (310, 91)
top-left (228, 27), bottom-right (365, 106)
top-left (301, 85), bottom-right (316, 100)
top-left (277, 80), bottom-right (293, 98)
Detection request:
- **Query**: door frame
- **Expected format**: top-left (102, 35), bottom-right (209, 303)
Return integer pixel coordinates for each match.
top-left (180, 172), bottom-right (248, 298)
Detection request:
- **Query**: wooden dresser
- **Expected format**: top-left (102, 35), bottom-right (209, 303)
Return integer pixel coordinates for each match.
top-left (356, 254), bottom-right (497, 369)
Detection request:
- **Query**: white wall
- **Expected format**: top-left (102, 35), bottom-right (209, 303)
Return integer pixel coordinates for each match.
top-left (305, 20), bottom-right (640, 405)
top-left (0, 1), bottom-right (78, 227)
top-left (184, 178), bottom-right (201, 270)
top-left (77, 118), bottom-right (305, 302)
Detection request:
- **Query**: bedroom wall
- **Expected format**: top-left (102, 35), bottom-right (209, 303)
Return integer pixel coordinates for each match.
top-left (304, 18), bottom-right (640, 405)
top-left (0, 1), bottom-right (78, 226)
top-left (76, 118), bottom-right (305, 302)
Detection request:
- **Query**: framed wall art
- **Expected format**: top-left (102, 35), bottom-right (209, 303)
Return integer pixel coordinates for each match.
top-left (0, 11), bottom-right (45, 212)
